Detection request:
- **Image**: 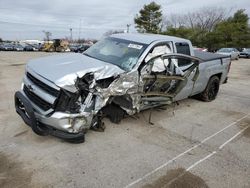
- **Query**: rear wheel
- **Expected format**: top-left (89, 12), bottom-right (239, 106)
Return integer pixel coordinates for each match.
top-left (199, 76), bottom-right (220, 102)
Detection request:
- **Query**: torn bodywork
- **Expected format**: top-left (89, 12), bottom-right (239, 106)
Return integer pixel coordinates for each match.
top-left (58, 53), bottom-right (201, 135)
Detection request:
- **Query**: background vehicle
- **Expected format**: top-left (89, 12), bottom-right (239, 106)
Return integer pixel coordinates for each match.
top-left (0, 43), bottom-right (3, 51)
top-left (15, 33), bottom-right (231, 143)
top-left (216, 48), bottom-right (240, 60)
top-left (193, 47), bottom-right (208, 52)
top-left (14, 44), bottom-right (24, 51)
top-left (24, 45), bottom-right (38, 51)
top-left (69, 44), bottom-right (79, 52)
top-left (32, 44), bottom-right (43, 51)
top-left (240, 48), bottom-right (250, 58)
top-left (74, 44), bottom-right (91, 53)
top-left (2, 43), bottom-right (15, 51)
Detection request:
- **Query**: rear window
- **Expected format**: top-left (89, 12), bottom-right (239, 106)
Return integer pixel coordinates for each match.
top-left (175, 42), bottom-right (191, 55)
top-left (175, 42), bottom-right (191, 66)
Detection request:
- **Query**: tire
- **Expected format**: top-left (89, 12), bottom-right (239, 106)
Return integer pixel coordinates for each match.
top-left (32, 123), bottom-right (49, 136)
top-left (199, 76), bottom-right (220, 102)
top-left (66, 136), bottom-right (85, 144)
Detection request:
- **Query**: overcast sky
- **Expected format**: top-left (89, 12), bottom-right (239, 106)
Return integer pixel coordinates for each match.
top-left (0, 0), bottom-right (250, 40)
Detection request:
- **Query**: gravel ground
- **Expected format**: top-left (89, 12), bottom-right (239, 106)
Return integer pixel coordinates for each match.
top-left (0, 52), bottom-right (250, 188)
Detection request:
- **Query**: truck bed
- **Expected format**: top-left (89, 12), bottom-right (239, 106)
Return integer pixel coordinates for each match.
top-left (194, 50), bottom-right (229, 62)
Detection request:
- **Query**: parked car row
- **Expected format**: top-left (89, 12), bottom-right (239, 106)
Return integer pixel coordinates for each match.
top-left (215, 48), bottom-right (250, 60)
top-left (0, 42), bottom-right (91, 53)
top-left (216, 48), bottom-right (240, 60)
top-left (0, 43), bottom-right (42, 51)
top-left (0, 43), bottom-right (15, 51)
top-left (1, 42), bottom-right (249, 59)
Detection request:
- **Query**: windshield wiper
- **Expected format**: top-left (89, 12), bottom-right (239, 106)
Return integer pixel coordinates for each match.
top-left (83, 53), bottom-right (127, 71)
top-left (83, 53), bottom-right (94, 58)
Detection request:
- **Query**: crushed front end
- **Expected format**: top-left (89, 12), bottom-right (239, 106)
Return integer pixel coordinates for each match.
top-left (14, 69), bottom-right (91, 142)
top-left (14, 60), bottom-right (139, 143)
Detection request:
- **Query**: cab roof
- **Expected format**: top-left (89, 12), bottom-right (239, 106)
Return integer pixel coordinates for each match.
top-left (111, 33), bottom-right (191, 45)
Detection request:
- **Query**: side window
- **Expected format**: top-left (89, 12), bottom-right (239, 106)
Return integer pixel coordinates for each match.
top-left (175, 42), bottom-right (191, 67)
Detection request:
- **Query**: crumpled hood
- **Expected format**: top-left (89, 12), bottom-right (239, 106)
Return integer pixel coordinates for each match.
top-left (27, 53), bottom-right (124, 91)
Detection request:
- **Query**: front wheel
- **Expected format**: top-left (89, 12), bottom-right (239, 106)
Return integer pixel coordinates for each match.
top-left (199, 76), bottom-right (220, 102)
top-left (31, 123), bottom-right (49, 136)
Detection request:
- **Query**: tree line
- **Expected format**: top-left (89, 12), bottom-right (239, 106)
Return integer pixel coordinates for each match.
top-left (134, 2), bottom-right (250, 51)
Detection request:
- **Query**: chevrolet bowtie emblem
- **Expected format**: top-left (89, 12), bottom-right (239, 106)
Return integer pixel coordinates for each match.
top-left (27, 84), bottom-right (34, 91)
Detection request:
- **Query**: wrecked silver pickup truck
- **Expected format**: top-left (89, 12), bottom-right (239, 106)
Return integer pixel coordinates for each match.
top-left (15, 33), bottom-right (231, 143)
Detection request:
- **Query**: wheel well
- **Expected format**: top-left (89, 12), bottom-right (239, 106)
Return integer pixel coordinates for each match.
top-left (211, 73), bottom-right (222, 81)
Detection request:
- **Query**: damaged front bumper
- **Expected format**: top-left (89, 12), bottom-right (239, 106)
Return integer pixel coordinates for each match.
top-left (15, 91), bottom-right (87, 142)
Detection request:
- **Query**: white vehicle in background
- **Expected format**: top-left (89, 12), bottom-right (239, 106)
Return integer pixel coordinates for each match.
top-left (216, 48), bottom-right (240, 60)
top-left (240, 48), bottom-right (250, 58)
top-left (193, 47), bottom-right (208, 52)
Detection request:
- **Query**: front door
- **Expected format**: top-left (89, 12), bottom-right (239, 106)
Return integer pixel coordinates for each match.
top-left (139, 54), bottom-right (201, 110)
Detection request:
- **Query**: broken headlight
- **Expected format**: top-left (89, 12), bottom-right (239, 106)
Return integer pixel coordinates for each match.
top-left (54, 89), bottom-right (81, 113)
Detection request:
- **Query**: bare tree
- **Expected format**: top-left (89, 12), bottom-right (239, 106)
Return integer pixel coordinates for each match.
top-left (164, 7), bottom-right (229, 32)
top-left (190, 7), bottom-right (228, 32)
top-left (162, 14), bottom-right (186, 29)
top-left (42, 31), bottom-right (52, 41)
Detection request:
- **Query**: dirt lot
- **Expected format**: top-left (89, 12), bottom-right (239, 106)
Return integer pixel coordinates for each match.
top-left (0, 52), bottom-right (250, 188)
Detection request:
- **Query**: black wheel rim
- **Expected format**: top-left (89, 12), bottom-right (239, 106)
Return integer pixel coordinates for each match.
top-left (208, 81), bottom-right (219, 100)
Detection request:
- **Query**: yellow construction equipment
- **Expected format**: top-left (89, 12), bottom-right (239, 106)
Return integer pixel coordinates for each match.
top-left (42, 39), bottom-right (69, 52)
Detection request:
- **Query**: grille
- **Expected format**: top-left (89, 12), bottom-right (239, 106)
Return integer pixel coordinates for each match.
top-left (27, 72), bottom-right (60, 97)
top-left (23, 85), bottom-right (52, 111)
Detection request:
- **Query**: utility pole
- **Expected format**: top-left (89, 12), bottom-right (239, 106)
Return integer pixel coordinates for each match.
top-left (78, 19), bottom-right (82, 41)
top-left (126, 24), bottom-right (131, 33)
top-left (70, 28), bottom-right (73, 42)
